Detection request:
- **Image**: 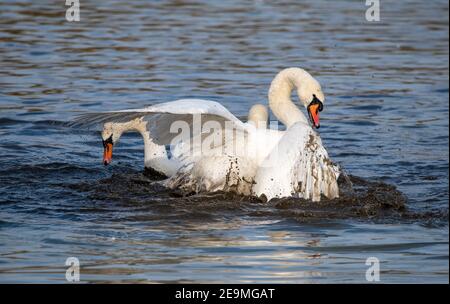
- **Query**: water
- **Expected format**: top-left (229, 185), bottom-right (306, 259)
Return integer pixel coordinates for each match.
top-left (0, 0), bottom-right (448, 283)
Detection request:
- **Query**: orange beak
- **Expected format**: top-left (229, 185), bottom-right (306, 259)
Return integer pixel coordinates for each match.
top-left (103, 142), bottom-right (113, 166)
top-left (308, 103), bottom-right (321, 129)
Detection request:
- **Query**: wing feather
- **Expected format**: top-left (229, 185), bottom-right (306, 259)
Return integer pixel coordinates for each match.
top-left (68, 98), bottom-right (249, 148)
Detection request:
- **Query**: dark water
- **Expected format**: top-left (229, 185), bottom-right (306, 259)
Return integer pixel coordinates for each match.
top-left (0, 0), bottom-right (448, 283)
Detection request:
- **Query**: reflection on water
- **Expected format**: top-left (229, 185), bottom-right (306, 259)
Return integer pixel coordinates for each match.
top-left (0, 0), bottom-right (448, 283)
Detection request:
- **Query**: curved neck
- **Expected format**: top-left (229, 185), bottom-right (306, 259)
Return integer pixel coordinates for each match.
top-left (113, 118), bottom-right (153, 160)
top-left (112, 119), bottom-right (176, 175)
top-left (268, 68), bottom-right (310, 127)
top-left (248, 104), bottom-right (269, 129)
top-left (115, 118), bottom-right (148, 142)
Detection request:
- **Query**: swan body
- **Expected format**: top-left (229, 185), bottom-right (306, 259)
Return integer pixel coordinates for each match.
top-left (253, 122), bottom-right (339, 201)
top-left (72, 68), bottom-right (340, 201)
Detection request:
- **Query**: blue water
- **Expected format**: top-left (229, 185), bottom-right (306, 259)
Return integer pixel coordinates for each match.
top-left (0, 0), bottom-right (448, 283)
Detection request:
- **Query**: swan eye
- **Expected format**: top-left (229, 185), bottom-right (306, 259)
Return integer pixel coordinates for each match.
top-left (102, 134), bottom-right (113, 147)
top-left (311, 94), bottom-right (323, 112)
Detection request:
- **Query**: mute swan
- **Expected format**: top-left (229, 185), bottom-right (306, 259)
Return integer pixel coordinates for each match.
top-left (98, 103), bottom-right (269, 176)
top-left (72, 67), bottom-right (340, 201)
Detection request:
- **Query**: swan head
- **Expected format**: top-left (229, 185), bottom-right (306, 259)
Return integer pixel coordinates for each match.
top-left (101, 118), bottom-right (146, 166)
top-left (102, 122), bottom-right (126, 166)
top-left (269, 67), bottom-right (326, 128)
top-left (101, 122), bottom-right (123, 166)
top-left (297, 76), bottom-right (325, 129)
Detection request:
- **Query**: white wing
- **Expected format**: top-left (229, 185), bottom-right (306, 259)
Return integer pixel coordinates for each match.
top-left (69, 99), bottom-right (249, 146)
top-left (253, 122), bottom-right (340, 202)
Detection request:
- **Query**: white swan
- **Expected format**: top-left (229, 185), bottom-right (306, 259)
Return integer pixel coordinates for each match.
top-left (72, 68), bottom-right (340, 201)
top-left (98, 103), bottom-right (269, 177)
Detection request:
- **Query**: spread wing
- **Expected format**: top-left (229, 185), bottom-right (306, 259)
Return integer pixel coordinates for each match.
top-left (68, 99), bottom-right (250, 147)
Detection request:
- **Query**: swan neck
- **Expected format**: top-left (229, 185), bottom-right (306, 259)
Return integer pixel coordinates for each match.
top-left (114, 119), bottom-right (150, 156)
top-left (268, 68), bottom-right (309, 127)
top-left (114, 119), bottom-right (174, 174)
